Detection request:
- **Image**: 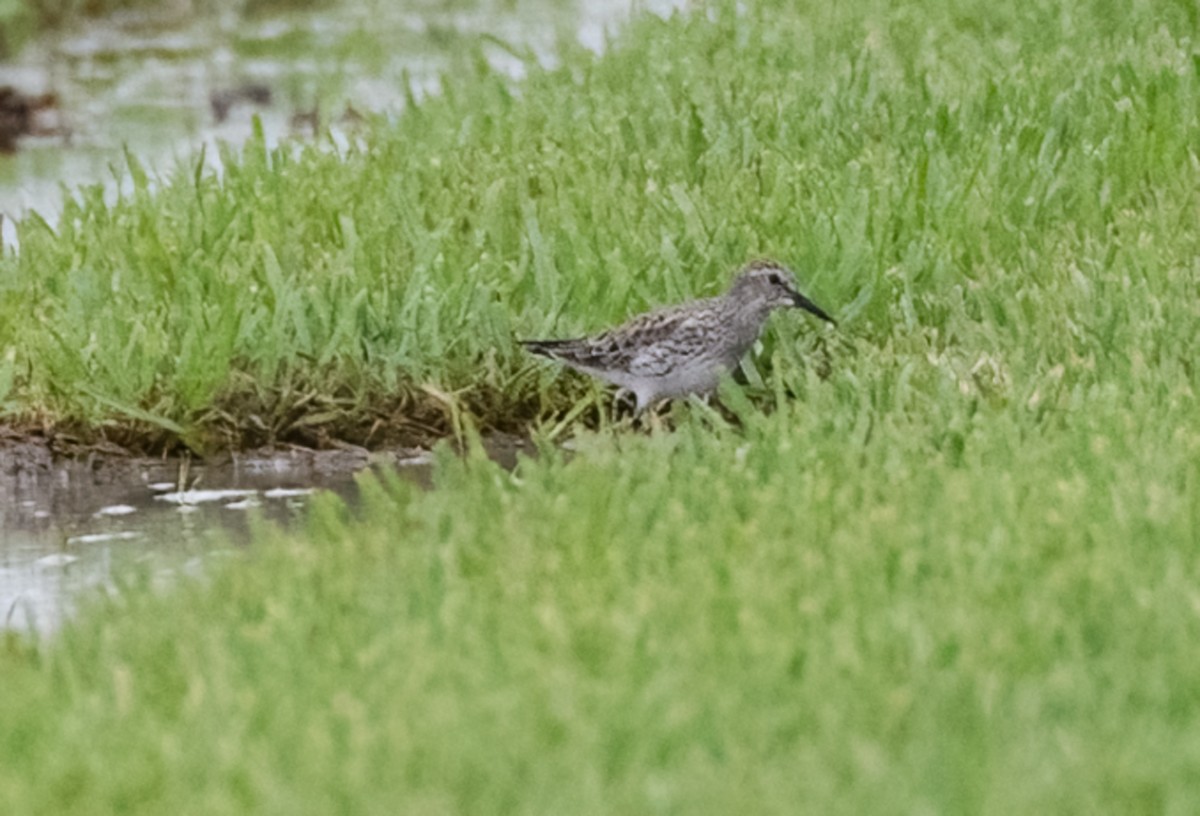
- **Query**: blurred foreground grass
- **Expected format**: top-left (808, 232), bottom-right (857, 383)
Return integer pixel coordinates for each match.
top-left (2, 404), bottom-right (1197, 812)
top-left (1, 0), bottom-right (1199, 810)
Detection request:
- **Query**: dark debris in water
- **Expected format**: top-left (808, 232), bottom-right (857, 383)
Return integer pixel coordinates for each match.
top-left (0, 85), bottom-right (63, 153)
top-left (209, 83), bottom-right (273, 124)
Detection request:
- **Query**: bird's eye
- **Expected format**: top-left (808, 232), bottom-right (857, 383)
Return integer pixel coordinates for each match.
top-left (768, 273), bottom-right (782, 285)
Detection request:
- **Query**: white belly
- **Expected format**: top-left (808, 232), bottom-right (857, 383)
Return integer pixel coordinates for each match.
top-left (593, 358), bottom-right (729, 412)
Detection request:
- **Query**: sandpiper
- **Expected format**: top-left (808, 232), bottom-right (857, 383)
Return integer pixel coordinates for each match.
top-left (522, 259), bottom-right (835, 413)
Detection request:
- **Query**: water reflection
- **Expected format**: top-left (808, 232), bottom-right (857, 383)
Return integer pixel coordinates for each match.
top-left (0, 450), bottom-right (431, 635)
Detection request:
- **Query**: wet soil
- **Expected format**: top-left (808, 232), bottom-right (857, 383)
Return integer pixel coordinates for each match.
top-left (0, 423), bottom-right (534, 480)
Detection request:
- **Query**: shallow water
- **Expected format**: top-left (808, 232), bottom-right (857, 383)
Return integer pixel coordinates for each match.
top-left (0, 448), bottom-right (436, 634)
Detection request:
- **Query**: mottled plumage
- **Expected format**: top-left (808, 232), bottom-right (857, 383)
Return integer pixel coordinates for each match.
top-left (522, 260), bottom-right (835, 412)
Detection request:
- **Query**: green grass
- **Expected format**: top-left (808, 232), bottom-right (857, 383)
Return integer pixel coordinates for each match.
top-left (2, 0), bottom-right (1200, 810)
top-left (3, 0), bottom-right (1196, 451)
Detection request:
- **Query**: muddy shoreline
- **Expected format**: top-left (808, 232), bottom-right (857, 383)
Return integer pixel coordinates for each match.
top-left (0, 425), bottom-right (535, 482)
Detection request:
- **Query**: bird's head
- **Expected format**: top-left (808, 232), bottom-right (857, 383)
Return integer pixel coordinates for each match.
top-left (729, 260), bottom-right (836, 324)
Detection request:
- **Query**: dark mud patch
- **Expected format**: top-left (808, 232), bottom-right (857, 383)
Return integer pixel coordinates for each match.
top-left (0, 429), bottom-right (53, 475)
top-left (0, 423), bottom-right (535, 481)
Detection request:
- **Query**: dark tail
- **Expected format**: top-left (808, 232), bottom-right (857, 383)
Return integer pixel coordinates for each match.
top-left (519, 338), bottom-right (579, 358)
